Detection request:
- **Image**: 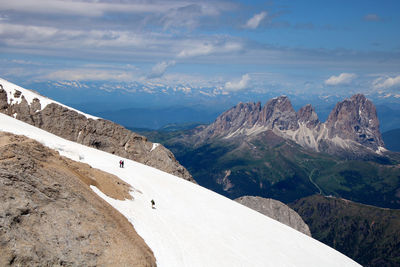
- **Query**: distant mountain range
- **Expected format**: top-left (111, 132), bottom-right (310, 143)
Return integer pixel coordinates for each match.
top-left (139, 94), bottom-right (400, 266)
top-left (144, 94), bottom-right (400, 209)
top-left (15, 79), bottom-right (400, 131)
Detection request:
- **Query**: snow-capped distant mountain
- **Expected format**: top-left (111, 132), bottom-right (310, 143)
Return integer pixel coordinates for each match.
top-left (0, 78), bottom-right (98, 120)
top-left (0, 112), bottom-right (361, 266)
top-left (10, 78), bottom-right (400, 131)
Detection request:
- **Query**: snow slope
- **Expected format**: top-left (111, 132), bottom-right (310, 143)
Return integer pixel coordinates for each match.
top-left (0, 78), bottom-right (98, 120)
top-left (0, 113), bottom-right (361, 267)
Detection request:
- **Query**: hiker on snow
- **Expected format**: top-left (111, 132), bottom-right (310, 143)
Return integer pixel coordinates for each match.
top-left (151, 199), bottom-right (155, 209)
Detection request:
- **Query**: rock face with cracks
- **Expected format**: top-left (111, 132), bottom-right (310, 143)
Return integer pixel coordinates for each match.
top-left (0, 132), bottom-right (156, 266)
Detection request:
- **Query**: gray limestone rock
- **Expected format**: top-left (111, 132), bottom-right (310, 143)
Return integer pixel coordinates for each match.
top-left (258, 96), bottom-right (299, 131)
top-left (191, 94), bottom-right (385, 157)
top-left (235, 196), bottom-right (311, 236)
top-left (325, 94), bottom-right (384, 151)
top-left (297, 104), bottom-right (320, 129)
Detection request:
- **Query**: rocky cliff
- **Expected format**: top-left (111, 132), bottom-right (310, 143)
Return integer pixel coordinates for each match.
top-left (0, 132), bottom-right (156, 266)
top-left (0, 78), bottom-right (194, 182)
top-left (325, 94), bottom-right (384, 151)
top-left (235, 196), bottom-right (311, 236)
top-left (193, 94), bottom-right (385, 157)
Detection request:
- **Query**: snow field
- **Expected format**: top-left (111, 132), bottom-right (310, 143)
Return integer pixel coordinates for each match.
top-left (0, 113), bottom-right (361, 267)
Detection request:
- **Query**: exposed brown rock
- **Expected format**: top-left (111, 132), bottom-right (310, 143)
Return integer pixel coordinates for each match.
top-left (235, 196), bottom-right (311, 236)
top-left (0, 132), bottom-right (156, 266)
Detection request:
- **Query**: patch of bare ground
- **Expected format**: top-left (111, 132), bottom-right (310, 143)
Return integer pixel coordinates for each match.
top-left (0, 132), bottom-right (156, 266)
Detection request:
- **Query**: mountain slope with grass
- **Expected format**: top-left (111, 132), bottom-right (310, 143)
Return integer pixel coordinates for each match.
top-left (159, 129), bottom-right (400, 208)
top-left (290, 195), bottom-right (400, 267)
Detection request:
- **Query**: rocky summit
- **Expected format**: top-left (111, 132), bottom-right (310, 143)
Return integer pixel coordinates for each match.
top-left (0, 78), bottom-right (195, 182)
top-left (193, 94), bottom-right (385, 157)
top-left (325, 94), bottom-right (384, 151)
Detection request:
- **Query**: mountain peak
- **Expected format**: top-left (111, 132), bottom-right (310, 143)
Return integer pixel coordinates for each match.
top-left (258, 95), bottom-right (298, 131)
top-left (326, 94), bottom-right (384, 150)
top-left (196, 94), bottom-right (386, 156)
top-left (297, 104), bottom-right (320, 129)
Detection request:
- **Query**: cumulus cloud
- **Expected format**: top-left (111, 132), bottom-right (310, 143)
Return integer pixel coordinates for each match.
top-left (373, 75), bottom-right (400, 89)
top-left (147, 60), bottom-right (176, 79)
top-left (224, 74), bottom-right (250, 91)
top-left (244, 11), bottom-right (267, 29)
top-left (364, 14), bottom-right (381, 22)
top-left (325, 73), bottom-right (357, 86)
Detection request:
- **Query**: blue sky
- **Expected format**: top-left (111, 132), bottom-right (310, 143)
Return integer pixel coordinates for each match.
top-left (0, 0), bottom-right (399, 96)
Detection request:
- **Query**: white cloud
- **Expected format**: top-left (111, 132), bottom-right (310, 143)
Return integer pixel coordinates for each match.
top-left (159, 3), bottom-right (221, 30)
top-left (0, 0), bottom-right (190, 17)
top-left (325, 73), bottom-right (357, 86)
top-left (177, 41), bottom-right (242, 58)
top-left (0, 23), bottom-right (151, 49)
top-left (373, 75), bottom-right (400, 89)
top-left (147, 60), bottom-right (176, 79)
top-left (44, 69), bottom-right (135, 82)
top-left (364, 14), bottom-right (381, 22)
top-left (224, 74), bottom-right (250, 91)
top-left (244, 11), bottom-right (267, 29)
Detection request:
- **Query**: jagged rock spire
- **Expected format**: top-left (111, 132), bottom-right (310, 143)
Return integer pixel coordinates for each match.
top-left (258, 96), bottom-right (299, 131)
top-left (196, 93), bottom-right (385, 156)
top-left (326, 94), bottom-right (384, 150)
top-left (297, 104), bottom-right (320, 129)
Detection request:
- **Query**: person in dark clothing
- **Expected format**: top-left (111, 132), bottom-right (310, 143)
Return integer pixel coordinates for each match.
top-left (151, 199), bottom-right (155, 209)
top-left (121, 160), bottom-right (124, 168)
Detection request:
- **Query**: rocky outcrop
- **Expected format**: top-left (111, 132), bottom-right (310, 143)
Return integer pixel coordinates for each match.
top-left (196, 102), bottom-right (261, 140)
top-left (235, 196), bottom-right (311, 236)
top-left (325, 94), bottom-right (384, 151)
top-left (257, 96), bottom-right (299, 131)
top-left (0, 79), bottom-right (195, 182)
top-left (193, 94), bottom-right (385, 157)
top-left (297, 104), bottom-right (320, 129)
top-left (0, 132), bottom-right (156, 266)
